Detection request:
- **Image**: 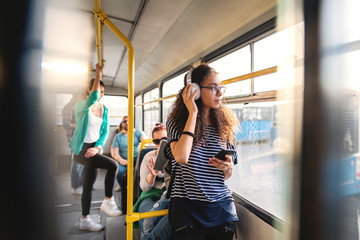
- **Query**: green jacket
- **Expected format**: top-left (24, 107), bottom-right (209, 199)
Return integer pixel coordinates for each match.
top-left (69, 90), bottom-right (109, 155)
top-left (133, 188), bottom-right (163, 212)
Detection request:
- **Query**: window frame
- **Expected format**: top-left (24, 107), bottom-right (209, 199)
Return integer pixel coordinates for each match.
top-left (142, 86), bottom-right (161, 137)
top-left (135, 94), bottom-right (143, 130)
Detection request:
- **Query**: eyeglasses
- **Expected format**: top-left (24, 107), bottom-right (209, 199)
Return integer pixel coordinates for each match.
top-left (152, 137), bottom-right (168, 145)
top-left (122, 120), bottom-right (128, 123)
top-left (200, 85), bottom-right (226, 95)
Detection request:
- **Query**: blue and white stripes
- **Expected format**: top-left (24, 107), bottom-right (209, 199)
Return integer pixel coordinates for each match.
top-left (166, 117), bottom-right (237, 203)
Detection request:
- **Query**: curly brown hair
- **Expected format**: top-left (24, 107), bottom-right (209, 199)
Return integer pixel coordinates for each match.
top-left (167, 63), bottom-right (239, 145)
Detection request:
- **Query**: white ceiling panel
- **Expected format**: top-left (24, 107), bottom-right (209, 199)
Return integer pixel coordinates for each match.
top-left (100, 0), bottom-right (142, 21)
top-left (45, 0), bottom-right (277, 95)
top-left (91, 19), bottom-right (133, 78)
top-left (112, 0), bottom-right (192, 89)
top-left (131, 0), bottom-right (276, 93)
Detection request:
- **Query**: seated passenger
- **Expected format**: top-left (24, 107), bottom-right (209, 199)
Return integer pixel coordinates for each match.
top-left (111, 116), bottom-right (145, 194)
top-left (115, 120), bottom-right (125, 134)
top-left (134, 123), bottom-right (172, 240)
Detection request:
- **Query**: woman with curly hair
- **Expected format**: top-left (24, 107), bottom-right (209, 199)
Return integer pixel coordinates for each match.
top-left (165, 63), bottom-right (239, 239)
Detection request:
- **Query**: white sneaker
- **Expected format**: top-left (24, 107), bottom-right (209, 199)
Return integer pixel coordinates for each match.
top-left (100, 197), bottom-right (123, 216)
top-left (79, 215), bottom-right (104, 232)
top-left (72, 187), bottom-right (82, 195)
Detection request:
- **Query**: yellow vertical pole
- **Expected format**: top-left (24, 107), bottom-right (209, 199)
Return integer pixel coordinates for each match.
top-left (94, 0), bottom-right (103, 68)
top-left (103, 19), bottom-right (135, 240)
top-left (93, 2), bottom-right (135, 238)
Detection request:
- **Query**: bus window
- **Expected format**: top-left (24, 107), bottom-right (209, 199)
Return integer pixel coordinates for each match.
top-left (144, 88), bottom-right (159, 137)
top-left (210, 45), bottom-right (251, 80)
top-left (162, 73), bottom-right (185, 122)
top-left (253, 22), bottom-right (304, 93)
top-left (210, 45), bottom-right (251, 97)
top-left (135, 95), bottom-right (143, 130)
top-left (226, 101), bottom-right (288, 220)
top-left (101, 95), bottom-right (128, 126)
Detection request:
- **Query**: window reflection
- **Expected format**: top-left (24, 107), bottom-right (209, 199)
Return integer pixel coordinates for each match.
top-left (227, 101), bottom-right (288, 220)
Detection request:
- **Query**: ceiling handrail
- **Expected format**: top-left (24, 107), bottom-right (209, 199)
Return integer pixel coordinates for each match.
top-left (136, 65), bottom-right (278, 107)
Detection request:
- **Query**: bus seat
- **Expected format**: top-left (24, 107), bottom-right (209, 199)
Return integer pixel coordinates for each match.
top-left (133, 146), bottom-right (156, 203)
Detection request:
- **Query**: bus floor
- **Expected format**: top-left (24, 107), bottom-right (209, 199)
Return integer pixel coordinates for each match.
top-left (53, 168), bottom-right (130, 240)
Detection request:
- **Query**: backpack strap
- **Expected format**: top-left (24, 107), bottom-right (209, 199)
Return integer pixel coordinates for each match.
top-left (163, 140), bottom-right (178, 199)
top-left (166, 160), bottom-right (177, 199)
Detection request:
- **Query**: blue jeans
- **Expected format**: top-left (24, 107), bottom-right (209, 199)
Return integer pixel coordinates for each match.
top-left (139, 192), bottom-right (172, 240)
top-left (70, 157), bottom-right (84, 189)
top-left (116, 157), bottom-right (136, 186)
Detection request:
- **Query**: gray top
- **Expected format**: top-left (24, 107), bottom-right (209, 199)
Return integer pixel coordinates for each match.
top-left (139, 150), bottom-right (165, 192)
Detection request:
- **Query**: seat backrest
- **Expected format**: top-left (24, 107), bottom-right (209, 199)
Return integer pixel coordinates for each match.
top-left (133, 146), bottom-right (156, 202)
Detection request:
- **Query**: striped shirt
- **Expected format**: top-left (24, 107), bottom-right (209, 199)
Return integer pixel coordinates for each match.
top-left (166, 116), bottom-right (237, 202)
top-left (165, 116), bottom-right (239, 228)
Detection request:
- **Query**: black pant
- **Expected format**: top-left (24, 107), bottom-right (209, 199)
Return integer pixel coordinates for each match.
top-left (174, 222), bottom-right (236, 240)
top-left (74, 143), bottom-right (118, 216)
top-left (120, 172), bottom-right (128, 213)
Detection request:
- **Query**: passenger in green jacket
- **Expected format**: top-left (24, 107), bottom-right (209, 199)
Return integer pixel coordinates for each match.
top-left (69, 63), bottom-right (122, 232)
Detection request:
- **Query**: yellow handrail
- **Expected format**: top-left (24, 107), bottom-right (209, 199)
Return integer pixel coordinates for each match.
top-left (135, 94), bottom-right (178, 107)
top-left (93, 1), bottom-right (135, 239)
top-left (136, 65), bottom-right (278, 107)
top-left (221, 66), bottom-right (278, 85)
top-left (94, 0), bottom-right (103, 67)
top-left (139, 138), bottom-right (154, 151)
top-left (93, 1), bottom-right (169, 239)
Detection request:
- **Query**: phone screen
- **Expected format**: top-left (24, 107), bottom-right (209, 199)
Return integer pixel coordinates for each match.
top-left (214, 149), bottom-right (236, 160)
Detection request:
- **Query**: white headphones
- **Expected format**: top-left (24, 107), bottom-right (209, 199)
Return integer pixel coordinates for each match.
top-left (186, 69), bottom-right (201, 100)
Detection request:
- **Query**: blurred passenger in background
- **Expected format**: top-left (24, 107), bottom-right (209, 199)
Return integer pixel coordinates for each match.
top-left (62, 92), bottom-right (85, 195)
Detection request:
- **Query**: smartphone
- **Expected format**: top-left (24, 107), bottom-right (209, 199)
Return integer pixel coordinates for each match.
top-left (214, 149), bottom-right (236, 161)
top-left (153, 139), bottom-right (168, 171)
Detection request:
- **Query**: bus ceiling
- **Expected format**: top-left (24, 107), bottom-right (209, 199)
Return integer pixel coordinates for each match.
top-left (46, 0), bottom-right (277, 95)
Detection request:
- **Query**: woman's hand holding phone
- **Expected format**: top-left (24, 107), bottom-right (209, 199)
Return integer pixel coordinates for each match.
top-left (209, 149), bottom-right (236, 180)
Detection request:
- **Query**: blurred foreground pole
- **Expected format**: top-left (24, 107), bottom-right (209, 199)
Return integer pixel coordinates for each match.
top-left (0, 0), bottom-right (54, 239)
